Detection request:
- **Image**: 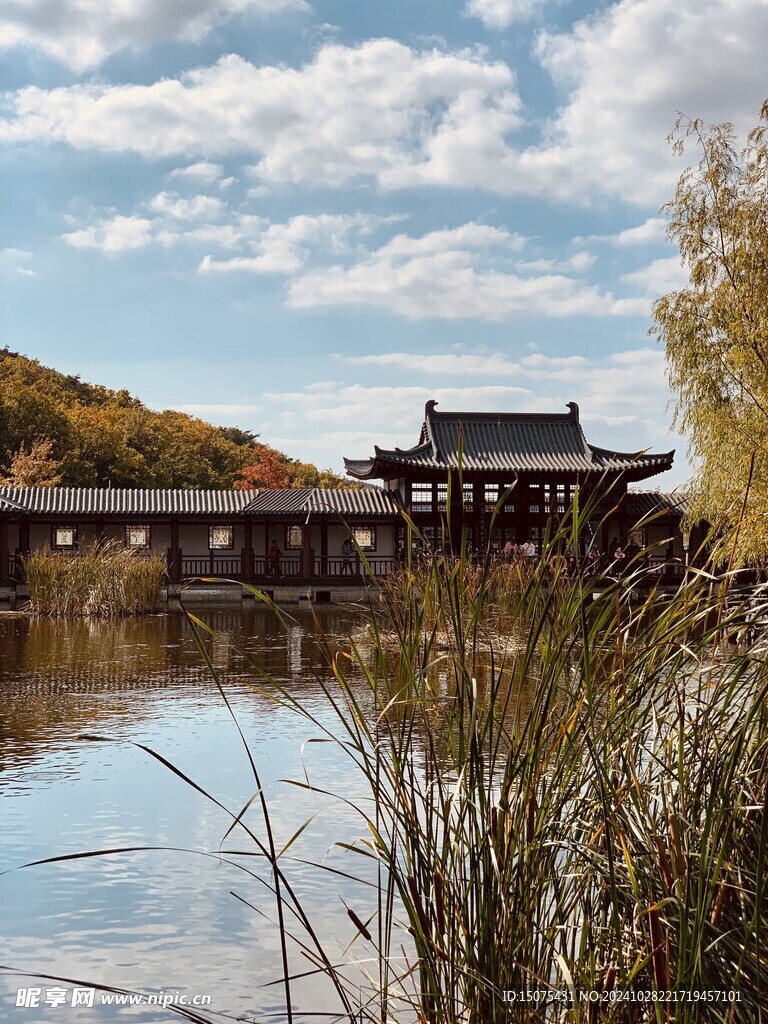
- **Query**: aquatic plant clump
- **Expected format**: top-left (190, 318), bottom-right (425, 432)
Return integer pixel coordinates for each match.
top-left (226, 513), bottom-right (767, 1024)
top-left (24, 542), bottom-right (165, 616)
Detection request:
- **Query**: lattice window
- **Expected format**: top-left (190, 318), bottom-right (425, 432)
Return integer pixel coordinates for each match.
top-left (411, 482), bottom-right (433, 513)
top-left (52, 526), bottom-right (77, 549)
top-left (126, 525), bottom-right (151, 549)
top-left (352, 526), bottom-right (376, 551)
top-left (209, 525), bottom-right (234, 550)
top-left (285, 525), bottom-right (303, 549)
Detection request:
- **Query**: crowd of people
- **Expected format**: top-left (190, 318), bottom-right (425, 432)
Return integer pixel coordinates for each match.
top-left (496, 536), bottom-right (646, 579)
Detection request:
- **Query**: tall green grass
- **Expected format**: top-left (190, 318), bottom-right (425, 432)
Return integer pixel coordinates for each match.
top-left (24, 542), bottom-right (165, 616)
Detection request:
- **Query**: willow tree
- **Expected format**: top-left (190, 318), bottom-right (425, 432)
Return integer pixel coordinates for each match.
top-left (652, 101), bottom-right (768, 564)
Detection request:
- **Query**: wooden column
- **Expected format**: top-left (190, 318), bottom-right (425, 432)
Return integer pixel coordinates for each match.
top-left (169, 518), bottom-right (180, 582)
top-left (448, 470), bottom-right (464, 556)
top-left (242, 518), bottom-right (254, 581)
top-left (0, 516), bottom-right (9, 584)
top-left (516, 479), bottom-right (530, 544)
top-left (301, 523), bottom-right (313, 578)
top-left (19, 518), bottom-right (30, 556)
top-left (320, 521), bottom-right (328, 575)
top-left (617, 482), bottom-right (628, 546)
top-left (96, 518), bottom-right (106, 547)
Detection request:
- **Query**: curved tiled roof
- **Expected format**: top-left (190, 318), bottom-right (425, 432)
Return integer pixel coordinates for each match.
top-left (307, 487), bottom-right (399, 516)
top-left (0, 487), bottom-right (257, 515)
top-left (0, 485), bottom-right (398, 518)
top-left (345, 400), bottom-right (674, 481)
top-left (243, 489), bottom-right (310, 515)
top-left (244, 487), bottom-right (398, 517)
top-left (625, 490), bottom-right (687, 519)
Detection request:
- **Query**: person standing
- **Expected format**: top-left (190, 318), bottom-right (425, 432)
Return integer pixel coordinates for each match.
top-left (520, 538), bottom-right (537, 560)
top-left (341, 536), bottom-right (354, 574)
top-left (502, 539), bottom-right (518, 563)
top-left (267, 538), bottom-right (282, 576)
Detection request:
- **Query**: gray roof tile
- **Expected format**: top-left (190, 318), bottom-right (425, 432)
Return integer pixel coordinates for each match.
top-left (0, 485), bottom-right (398, 519)
top-left (0, 487), bottom-right (257, 516)
top-left (245, 487), bottom-right (398, 517)
top-left (625, 490), bottom-right (686, 519)
top-left (345, 400), bottom-right (674, 481)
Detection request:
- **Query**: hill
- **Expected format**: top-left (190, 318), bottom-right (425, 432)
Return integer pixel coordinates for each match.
top-left (0, 349), bottom-right (349, 489)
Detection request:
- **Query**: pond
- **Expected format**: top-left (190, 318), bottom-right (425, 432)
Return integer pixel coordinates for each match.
top-left (0, 605), bottom-right (382, 1023)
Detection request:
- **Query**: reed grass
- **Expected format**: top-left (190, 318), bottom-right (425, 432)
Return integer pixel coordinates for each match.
top-left (24, 541), bottom-right (165, 616)
top-left (220, 507), bottom-right (767, 1023)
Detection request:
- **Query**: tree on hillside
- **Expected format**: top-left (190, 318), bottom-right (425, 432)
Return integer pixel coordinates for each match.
top-left (0, 439), bottom-right (62, 487)
top-left (234, 443), bottom-right (292, 489)
top-left (234, 444), bottom-right (356, 490)
top-left (289, 460), bottom-right (357, 488)
top-left (652, 100), bottom-right (768, 564)
top-left (0, 349), bottom-right (341, 490)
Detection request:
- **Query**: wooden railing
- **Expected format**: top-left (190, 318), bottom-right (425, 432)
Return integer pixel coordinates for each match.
top-left (182, 556), bottom-right (242, 578)
top-left (253, 557), bottom-right (302, 578)
top-left (314, 557), bottom-right (398, 578)
top-left (179, 554), bottom-right (399, 581)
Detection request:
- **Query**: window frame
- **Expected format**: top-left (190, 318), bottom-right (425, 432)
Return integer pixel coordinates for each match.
top-left (351, 525), bottom-right (376, 552)
top-left (52, 525), bottom-right (78, 550)
top-left (125, 525), bottom-right (151, 550)
top-left (285, 525), bottom-right (303, 550)
top-left (411, 482), bottom-right (433, 514)
top-left (208, 524), bottom-right (234, 551)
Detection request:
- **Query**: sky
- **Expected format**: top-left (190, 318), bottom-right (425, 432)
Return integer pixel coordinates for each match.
top-left (2, 0), bottom-right (768, 489)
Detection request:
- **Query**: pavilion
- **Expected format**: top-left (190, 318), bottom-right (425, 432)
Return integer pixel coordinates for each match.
top-left (344, 399), bottom-right (676, 555)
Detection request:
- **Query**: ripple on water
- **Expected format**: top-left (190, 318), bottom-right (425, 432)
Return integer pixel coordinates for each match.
top-left (0, 606), bottom-right (376, 1021)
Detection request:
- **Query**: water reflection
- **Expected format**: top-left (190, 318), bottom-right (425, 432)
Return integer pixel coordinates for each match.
top-left (0, 606), bottom-right (377, 1023)
top-left (0, 606), bottom-right (542, 1023)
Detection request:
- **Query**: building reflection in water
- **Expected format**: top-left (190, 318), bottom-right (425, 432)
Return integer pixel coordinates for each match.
top-left (0, 604), bottom-right (541, 1022)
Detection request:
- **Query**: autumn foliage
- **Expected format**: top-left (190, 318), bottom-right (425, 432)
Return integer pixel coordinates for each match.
top-left (0, 349), bottom-right (350, 490)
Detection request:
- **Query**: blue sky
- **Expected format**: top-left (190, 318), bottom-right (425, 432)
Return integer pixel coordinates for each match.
top-left (2, 0), bottom-right (767, 487)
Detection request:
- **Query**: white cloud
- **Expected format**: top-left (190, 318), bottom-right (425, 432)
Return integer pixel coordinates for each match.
top-left (59, 193), bottom-right (660, 319)
top-left (2, 6), bottom-right (767, 203)
top-left (61, 196), bottom-right (394, 277)
top-left (335, 348), bottom-right (667, 417)
top-left (465, 0), bottom-right (547, 29)
top-left (168, 162), bottom-right (227, 186)
top-left (259, 347), bottom-right (676, 475)
top-left (172, 403), bottom-right (261, 417)
top-left (62, 214), bottom-right (154, 253)
top-left (199, 212), bottom-right (398, 274)
top-left (0, 41), bottom-right (525, 192)
top-left (532, 0), bottom-right (768, 203)
top-left (287, 225), bottom-right (646, 320)
top-left (621, 256), bottom-right (687, 295)
top-left (516, 250), bottom-right (594, 272)
top-left (0, 0), bottom-right (309, 72)
top-left (0, 247), bottom-right (35, 276)
top-left (578, 217), bottom-right (668, 248)
top-left (147, 192), bottom-right (227, 221)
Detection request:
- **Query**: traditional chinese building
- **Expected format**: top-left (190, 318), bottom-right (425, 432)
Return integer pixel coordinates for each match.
top-left (344, 400), bottom-right (675, 555)
top-left (0, 401), bottom-right (690, 602)
top-left (0, 486), bottom-right (399, 596)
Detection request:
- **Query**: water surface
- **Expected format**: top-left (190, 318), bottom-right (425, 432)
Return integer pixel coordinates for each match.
top-left (1, 606), bottom-right (378, 1023)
